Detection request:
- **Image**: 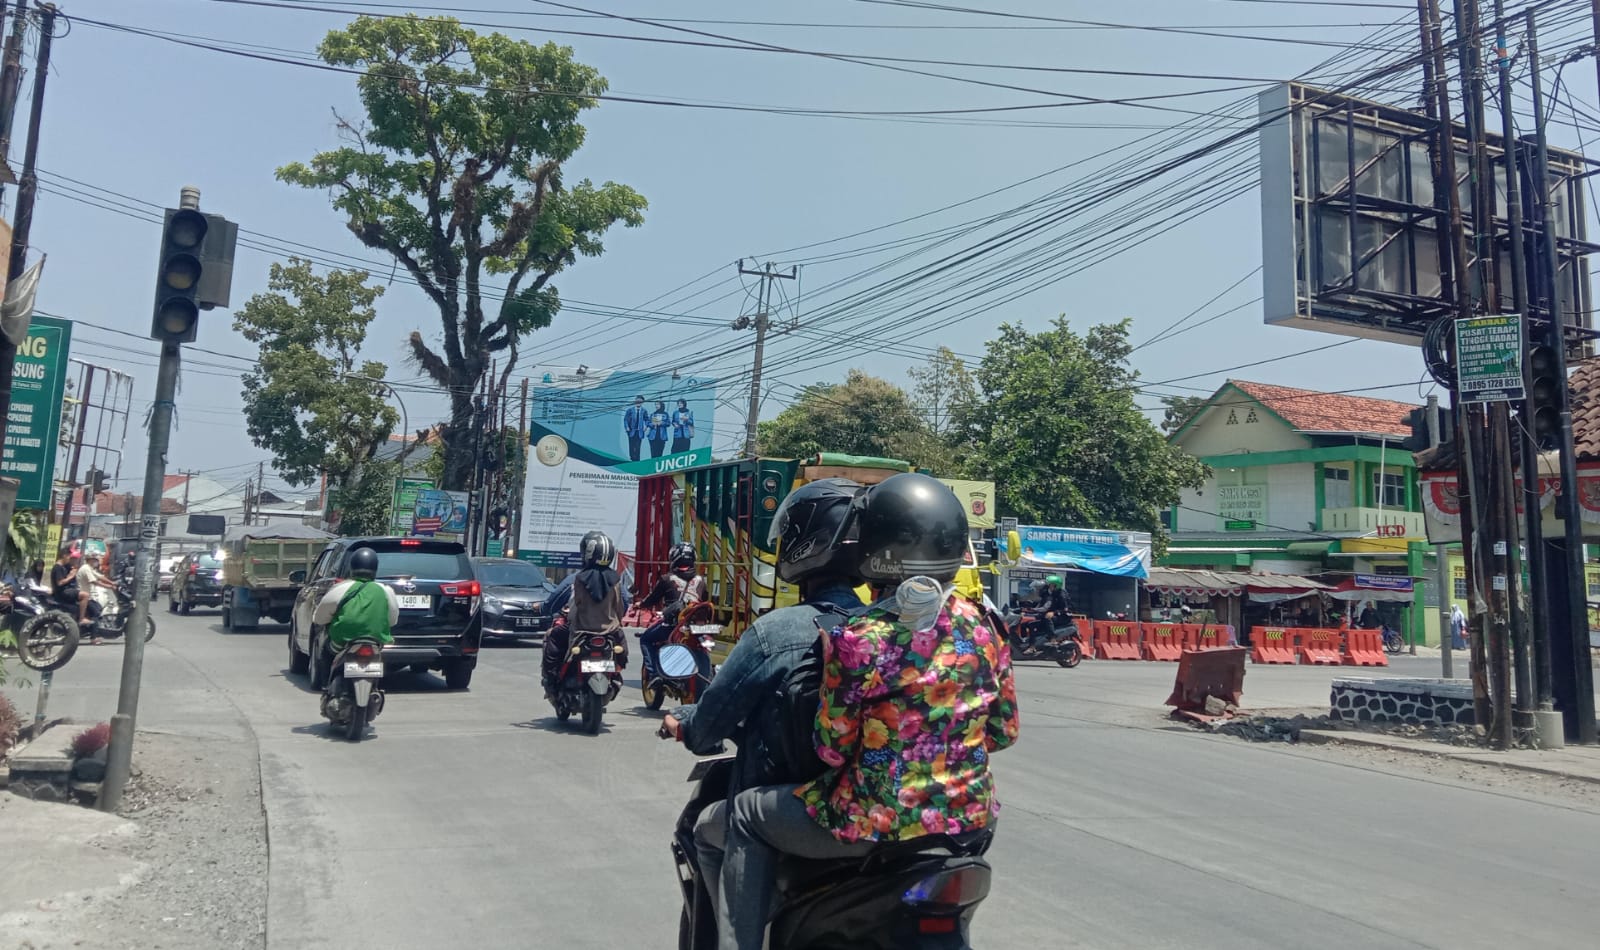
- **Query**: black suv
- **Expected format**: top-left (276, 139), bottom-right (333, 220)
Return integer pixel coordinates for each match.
top-left (168, 551), bottom-right (225, 614)
top-left (287, 537), bottom-right (482, 690)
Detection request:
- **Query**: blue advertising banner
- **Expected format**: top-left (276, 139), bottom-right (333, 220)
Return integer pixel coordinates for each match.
top-left (1015, 525), bottom-right (1152, 579)
top-left (1354, 573), bottom-right (1414, 591)
top-left (521, 367), bottom-right (718, 567)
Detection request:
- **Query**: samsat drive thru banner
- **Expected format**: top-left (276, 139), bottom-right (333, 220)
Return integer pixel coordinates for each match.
top-left (520, 367), bottom-right (718, 568)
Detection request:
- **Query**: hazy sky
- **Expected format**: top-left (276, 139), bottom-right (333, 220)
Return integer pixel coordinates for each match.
top-left (19, 0), bottom-right (1600, 503)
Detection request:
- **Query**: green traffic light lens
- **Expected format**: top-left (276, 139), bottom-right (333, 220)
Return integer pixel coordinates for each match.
top-left (161, 253), bottom-right (202, 291)
top-left (157, 298), bottom-right (198, 335)
top-left (168, 210), bottom-right (207, 250)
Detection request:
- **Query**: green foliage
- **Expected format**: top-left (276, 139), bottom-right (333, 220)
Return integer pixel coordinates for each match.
top-left (234, 259), bottom-right (400, 488)
top-left (907, 346), bottom-right (977, 437)
top-left (1160, 394), bottom-right (1210, 434)
top-left (417, 424), bottom-right (524, 500)
top-left (0, 691), bottom-right (20, 754)
top-left (758, 370), bottom-right (952, 470)
top-left (277, 15), bottom-right (647, 489)
top-left (957, 318), bottom-right (1207, 547)
top-left (332, 458), bottom-right (400, 538)
top-left (5, 510), bottom-right (42, 573)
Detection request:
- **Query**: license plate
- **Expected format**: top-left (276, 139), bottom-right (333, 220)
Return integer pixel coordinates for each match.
top-left (344, 661), bottom-right (383, 677)
top-left (580, 659), bottom-right (616, 673)
top-left (690, 625), bottom-right (721, 636)
top-left (397, 594), bottom-right (431, 609)
top-left (515, 617), bottom-right (540, 628)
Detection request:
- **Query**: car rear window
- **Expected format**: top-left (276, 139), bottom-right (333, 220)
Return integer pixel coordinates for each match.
top-left (357, 544), bottom-right (472, 580)
top-left (197, 555), bottom-right (222, 569)
top-left (476, 560), bottom-right (547, 588)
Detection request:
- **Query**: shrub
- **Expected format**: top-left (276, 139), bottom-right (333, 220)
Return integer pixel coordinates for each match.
top-left (71, 721), bottom-right (110, 757)
top-left (0, 693), bottom-right (20, 760)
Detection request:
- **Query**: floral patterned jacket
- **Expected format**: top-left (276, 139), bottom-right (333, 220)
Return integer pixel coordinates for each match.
top-left (797, 594), bottom-right (1019, 843)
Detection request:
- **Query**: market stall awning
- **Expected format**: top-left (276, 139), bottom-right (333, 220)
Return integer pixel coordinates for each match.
top-left (1147, 568), bottom-right (1331, 601)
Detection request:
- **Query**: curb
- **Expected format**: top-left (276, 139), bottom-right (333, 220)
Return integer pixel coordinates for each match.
top-left (1299, 729), bottom-right (1600, 786)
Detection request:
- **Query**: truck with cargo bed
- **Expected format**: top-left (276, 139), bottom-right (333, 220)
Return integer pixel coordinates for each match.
top-left (219, 524), bottom-right (333, 631)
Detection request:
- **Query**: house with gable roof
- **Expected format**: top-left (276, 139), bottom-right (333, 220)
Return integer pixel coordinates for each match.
top-left (1164, 380), bottom-right (1441, 644)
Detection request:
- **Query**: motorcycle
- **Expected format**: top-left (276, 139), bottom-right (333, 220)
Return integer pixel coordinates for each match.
top-left (7, 581), bottom-right (79, 672)
top-left (319, 637), bottom-right (387, 742)
top-left (1001, 605), bottom-right (1083, 668)
top-left (639, 601), bottom-right (718, 711)
top-left (669, 750), bottom-right (995, 949)
top-left (550, 623), bottom-right (625, 734)
top-left (87, 582), bottom-right (156, 644)
top-left (1381, 625), bottom-right (1406, 655)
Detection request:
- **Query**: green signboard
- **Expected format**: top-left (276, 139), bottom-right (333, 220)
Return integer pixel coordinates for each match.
top-left (1224, 519), bottom-right (1256, 532)
top-left (1455, 315), bottom-right (1525, 403)
top-left (484, 539), bottom-right (504, 558)
top-left (390, 476), bottom-right (434, 535)
top-left (2, 315), bottom-right (72, 508)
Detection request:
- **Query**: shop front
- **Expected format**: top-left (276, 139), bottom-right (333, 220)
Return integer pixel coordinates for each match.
top-left (1000, 525), bottom-right (1150, 619)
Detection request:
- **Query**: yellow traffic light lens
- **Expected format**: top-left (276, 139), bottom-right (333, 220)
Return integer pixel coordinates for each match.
top-left (157, 298), bottom-right (198, 335)
top-left (161, 254), bottom-right (202, 291)
top-left (168, 210), bottom-right (207, 249)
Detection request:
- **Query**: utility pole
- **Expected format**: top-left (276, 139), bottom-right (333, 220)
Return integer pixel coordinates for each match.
top-left (0, 4), bottom-right (54, 469)
top-left (255, 460), bottom-right (265, 525)
top-left (1428, 396), bottom-right (1454, 679)
top-left (59, 365), bottom-right (93, 545)
top-left (735, 260), bottom-right (796, 458)
top-left (1528, 12), bottom-right (1598, 745)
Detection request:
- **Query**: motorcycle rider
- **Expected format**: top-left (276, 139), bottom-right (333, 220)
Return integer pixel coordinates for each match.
top-left (311, 547), bottom-right (398, 694)
top-left (542, 531), bottom-right (626, 693)
top-left (659, 477), bottom-right (867, 931)
top-left (50, 546), bottom-right (92, 625)
top-left (714, 472), bottom-right (1019, 950)
top-left (1021, 574), bottom-right (1068, 655)
top-left (638, 541), bottom-right (707, 676)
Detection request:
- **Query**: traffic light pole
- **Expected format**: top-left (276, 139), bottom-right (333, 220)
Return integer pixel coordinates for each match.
top-left (100, 185), bottom-right (201, 812)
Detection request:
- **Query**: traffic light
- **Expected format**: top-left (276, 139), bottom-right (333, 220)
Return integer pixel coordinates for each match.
top-left (150, 206), bottom-right (238, 344)
top-left (1526, 341), bottom-right (1563, 450)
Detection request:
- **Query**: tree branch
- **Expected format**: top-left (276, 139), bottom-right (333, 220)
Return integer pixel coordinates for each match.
top-left (407, 332), bottom-right (451, 386)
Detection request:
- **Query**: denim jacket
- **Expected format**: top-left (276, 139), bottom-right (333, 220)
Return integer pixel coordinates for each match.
top-left (671, 585), bottom-right (863, 792)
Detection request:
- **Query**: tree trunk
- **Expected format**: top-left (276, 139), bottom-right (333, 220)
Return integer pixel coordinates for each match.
top-left (442, 386), bottom-right (477, 490)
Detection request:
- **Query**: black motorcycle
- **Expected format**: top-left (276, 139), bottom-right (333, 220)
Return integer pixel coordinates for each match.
top-left (549, 625), bottom-right (625, 734)
top-left (670, 752), bottom-right (994, 949)
top-left (319, 637), bottom-right (387, 742)
top-left (6, 581), bottom-right (78, 672)
top-left (90, 583), bottom-right (156, 644)
top-left (1001, 606), bottom-right (1083, 668)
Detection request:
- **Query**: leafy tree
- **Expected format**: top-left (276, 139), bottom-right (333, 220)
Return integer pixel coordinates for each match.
top-left (957, 318), bottom-right (1207, 545)
top-left (1159, 394), bottom-right (1209, 434)
top-left (278, 15), bottom-right (647, 490)
top-left (4, 509), bottom-right (40, 572)
top-left (234, 260), bottom-right (400, 489)
top-left (331, 459), bottom-right (399, 537)
top-left (907, 346), bottom-right (977, 437)
top-left (758, 370), bottom-right (948, 469)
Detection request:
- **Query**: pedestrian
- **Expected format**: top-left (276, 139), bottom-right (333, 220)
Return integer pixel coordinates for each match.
top-left (1450, 604), bottom-right (1468, 650)
top-left (648, 400), bottom-right (671, 459)
top-left (671, 399), bottom-right (695, 454)
top-left (623, 395), bottom-right (650, 462)
top-left (1358, 601), bottom-right (1381, 630)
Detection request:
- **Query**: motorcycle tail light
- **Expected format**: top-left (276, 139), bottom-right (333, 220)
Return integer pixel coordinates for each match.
top-left (916, 918), bottom-right (958, 935)
top-left (588, 635), bottom-right (610, 649)
top-left (353, 643), bottom-right (377, 659)
top-left (902, 867), bottom-right (987, 908)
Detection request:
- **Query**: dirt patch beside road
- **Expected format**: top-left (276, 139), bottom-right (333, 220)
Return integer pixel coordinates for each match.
top-left (4, 730), bottom-right (268, 950)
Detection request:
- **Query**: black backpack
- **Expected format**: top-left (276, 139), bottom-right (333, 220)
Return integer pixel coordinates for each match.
top-left (769, 602), bottom-right (859, 786)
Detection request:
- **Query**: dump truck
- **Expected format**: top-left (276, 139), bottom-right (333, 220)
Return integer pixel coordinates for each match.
top-left (219, 524), bottom-right (334, 631)
top-left (635, 453), bottom-right (992, 657)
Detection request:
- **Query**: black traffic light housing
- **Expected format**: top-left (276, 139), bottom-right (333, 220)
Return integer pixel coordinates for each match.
top-left (1526, 341), bottom-right (1563, 450)
top-left (150, 206), bottom-right (238, 344)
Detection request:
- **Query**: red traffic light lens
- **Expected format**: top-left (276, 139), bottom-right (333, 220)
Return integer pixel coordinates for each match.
top-left (157, 297), bottom-right (198, 336)
top-left (168, 209), bottom-right (208, 250)
top-left (161, 253), bottom-right (202, 291)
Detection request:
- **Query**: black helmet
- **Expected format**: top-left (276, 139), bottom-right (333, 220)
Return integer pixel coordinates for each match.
top-left (580, 530), bottom-right (616, 569)
top-left (349, 547), bottom-right (379, 581)
top-left (853, 473), bottom-right (968, 584)
top-left (669, 541), bottom-right (696, 573)
top-left (768, 477), bottom-right (864, 585)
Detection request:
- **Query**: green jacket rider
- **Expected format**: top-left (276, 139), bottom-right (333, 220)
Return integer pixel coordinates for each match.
top-left (313, 547), bottom-right (399, 650)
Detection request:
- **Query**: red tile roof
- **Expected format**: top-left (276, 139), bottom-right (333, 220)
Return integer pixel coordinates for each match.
top-left (1228, 380), bottom-right (1418, 437)
top-left (1565, 360), bottom-right (1600, 460)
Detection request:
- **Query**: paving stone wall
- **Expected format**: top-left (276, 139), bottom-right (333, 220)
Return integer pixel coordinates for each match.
top-left (1329, 677), bottom-right (1474, 726)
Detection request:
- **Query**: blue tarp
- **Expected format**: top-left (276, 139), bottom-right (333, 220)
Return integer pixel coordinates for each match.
top-left (1016, 526), bottom-right (1152, 579)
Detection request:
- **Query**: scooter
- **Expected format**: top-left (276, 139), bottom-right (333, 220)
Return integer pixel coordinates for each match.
top-left (669, 750), bottom-right (995, 949)
top-left (6, 582), bottom-right (79, 672)
top-left (319, 637), bottom-right (387, 742)
top-left (1381, 625), bottom-right (1406, 655)
top-left (550, 623), bottom-right (625, 734)
top-left (88, 582), bottom-right (156, 643)
top-left (1001, 606), bottom-right (1083, 668)
top-left (639, 601), bottom-right (718, 711)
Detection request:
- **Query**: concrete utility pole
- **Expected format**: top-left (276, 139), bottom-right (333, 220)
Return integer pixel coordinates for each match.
top-left (735, 260), bottom-right (796, 458)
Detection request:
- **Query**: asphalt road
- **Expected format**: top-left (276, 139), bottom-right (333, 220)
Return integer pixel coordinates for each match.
top-left (9, 610), bottom-right (1600, 950)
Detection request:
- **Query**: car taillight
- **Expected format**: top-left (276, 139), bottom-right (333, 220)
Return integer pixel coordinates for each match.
top-left (353, 643), bottom-right (377, 659)
top-left (440, 581), bottom-right (480, 597)
top-left (400, 539), bottom-right (421, 547)
top-left (188, 564), bottom-right (197, 576)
